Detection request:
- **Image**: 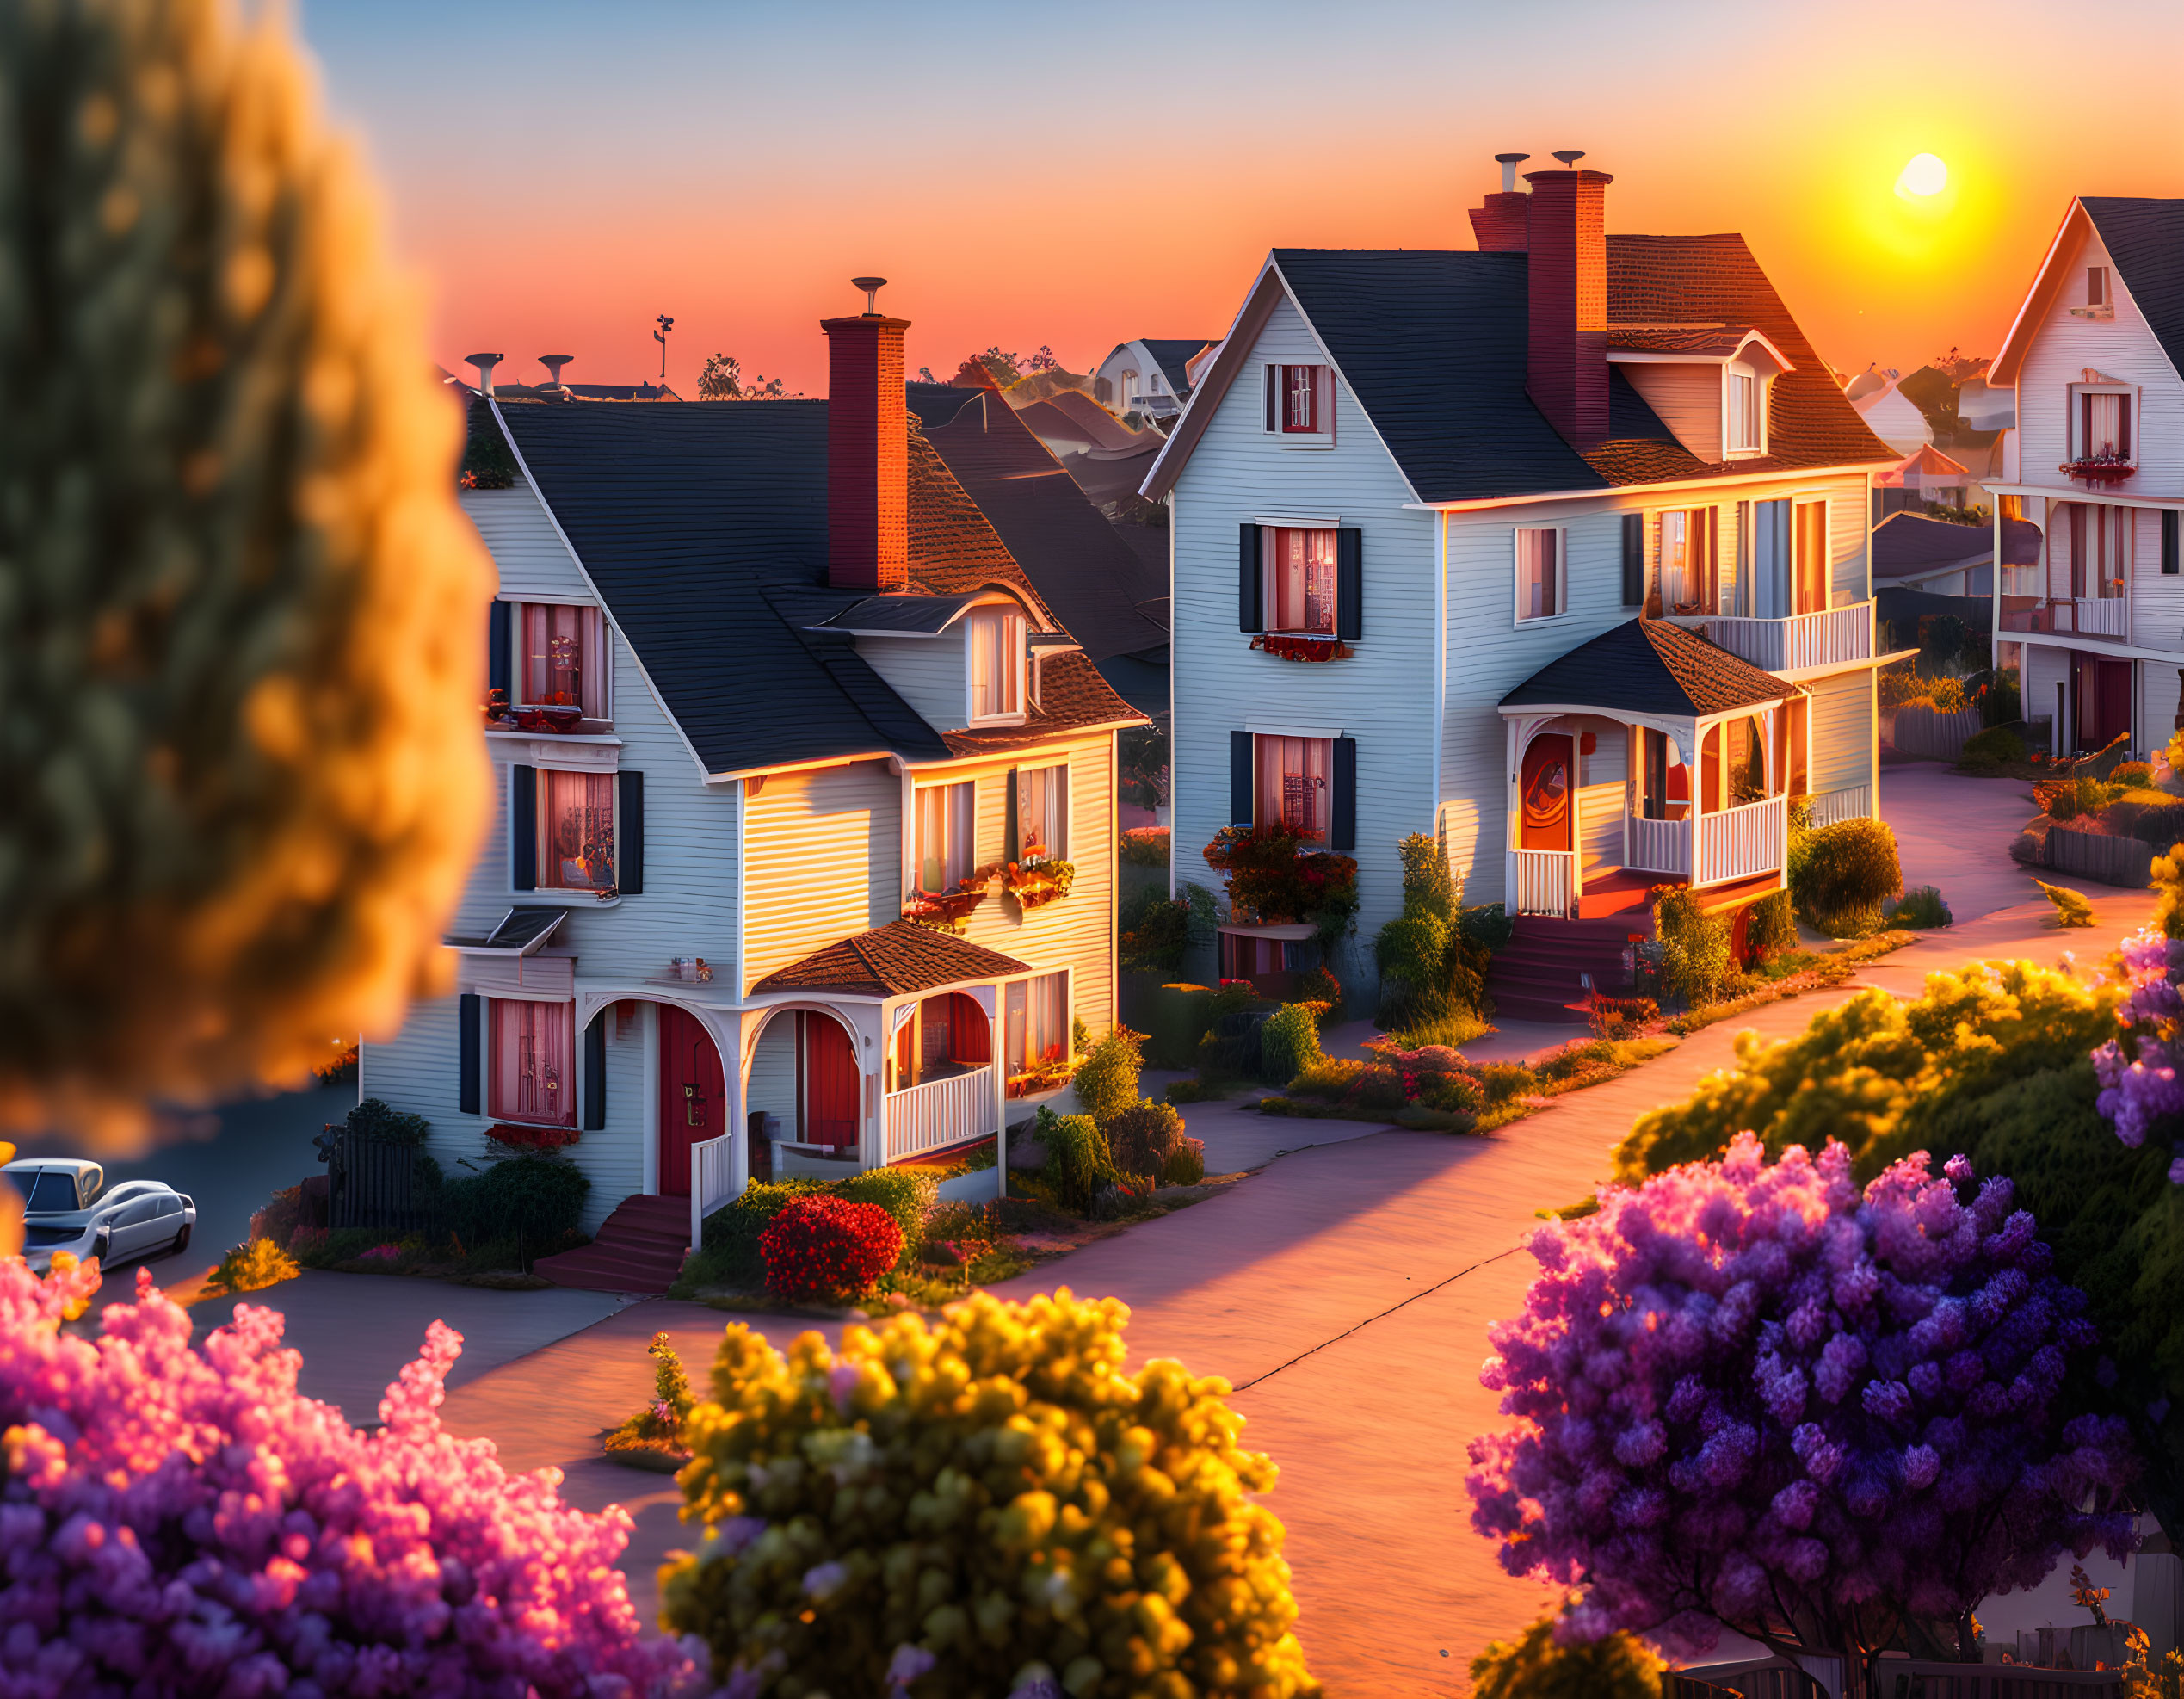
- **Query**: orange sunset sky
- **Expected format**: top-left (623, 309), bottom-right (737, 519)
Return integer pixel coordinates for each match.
top-left (303, 0), bottom-right (2184, 399)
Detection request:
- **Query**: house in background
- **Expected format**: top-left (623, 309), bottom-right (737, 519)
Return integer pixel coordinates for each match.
top-left (1846, 368), bottom-right (1934, 455)
top-left (1986, 196), bottom-right (2184, 758)
top-left (1874, 442), bottom-right (1975, 519)
top-left (1873, 510), bottom-right (1994, 596)
top-left (1144, 155), bottom-right (1899, 1022)
top-left (1093, 338), bottom-right (1212, 419)
top-left (362, 289), bottom-right (1142, 1290)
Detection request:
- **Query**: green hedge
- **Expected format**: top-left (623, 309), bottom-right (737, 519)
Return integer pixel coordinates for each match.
top-left (441, 1154), bottom-right (589, 1248)
top-left (699, 1169), bottom-right (935, 1287)
top-left (1260, 1002), bottom-right (1325, 1085)
top-left (1135, 982), bottom-right (1214, 1069)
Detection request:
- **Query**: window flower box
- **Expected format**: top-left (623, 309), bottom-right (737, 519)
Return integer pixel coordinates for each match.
top-left (1251, 633), bottom-right (1352, 663)
top-left (510, 703), bottom-right (584, 733)
top-left (2060, 456), bottom-right (2135, 485)
top-left (904, 884), bottom-right (989, 935)
top-left (979, 856), bottom-right (1076, 911)
top-left (484, 1121), bottom-right (580, 1152)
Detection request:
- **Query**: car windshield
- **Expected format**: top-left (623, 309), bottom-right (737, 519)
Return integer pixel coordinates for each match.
top-left (22, 1224), bottom-right (83, 1247)
top-left (20, 1172), bottom-right (79, 1214)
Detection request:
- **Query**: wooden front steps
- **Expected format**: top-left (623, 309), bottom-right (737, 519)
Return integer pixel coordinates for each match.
top-left (534, 1193), bottom-right (689, 1294)
top-left (1484, 913), bottom-right (1652, 1026)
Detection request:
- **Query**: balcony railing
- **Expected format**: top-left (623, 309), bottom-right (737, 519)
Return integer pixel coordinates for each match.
top-left (1696, 602), bottom-right (1873, 672)
top-left (883, 1066), bottom-right (994, 1164)
top-left (1507, 848), bottom-right (1576, 917)
top-left (691, 1130), bottom-right (737, 1247)
top-left (1625, 794), bottom-right (1787, 889)
top-left (2000, 596), bottom-right (2127, 638)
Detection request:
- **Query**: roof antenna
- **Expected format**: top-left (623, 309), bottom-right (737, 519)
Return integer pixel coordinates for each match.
top-left (852, 275), bottom-right (888, 316)
top-left (1552, 149), bottom-right (1587, 169)
top-left (653, 314), bottom-right (674, 386)
top-left (466, 352), bottom-right (503, 396)
top-left (1495, 151), bottom-right (1529, 194)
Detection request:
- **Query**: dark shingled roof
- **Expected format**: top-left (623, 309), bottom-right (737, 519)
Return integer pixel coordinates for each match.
top-left (2082, 199), bottom-right (2184, 384)
top-left (1872, 512), bottom-right (1994, 580)
top-left (1500, 619), bottom-right (1796, 716)
top-left (1138, 339), bottom-right (1212, 396)
top-left (498, 401), bottom-right (1138, 775)
top-left (1267, 238), bottom-right (1891, 504)
top-left (750, 919), bottom-right (1031, 996)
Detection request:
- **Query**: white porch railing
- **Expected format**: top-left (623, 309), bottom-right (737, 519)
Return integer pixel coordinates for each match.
top-left (1696, 794), bottom-right (1787, 887)
top-left (1805, 784), bottom-right (1873, 827)
top-left (691, 1130), bottom-right (736, 1249)
top-left (884, 1067), bottom-right (995, 1164)
top-left (1702, 602), bottom-right (1873, 672)
top-left (1508, 849), bottom-right (1576, 917)
top-left (2056, 597), bottom-right (2128, 638)
top-left (1627, 813), bottom-right (1691, 875)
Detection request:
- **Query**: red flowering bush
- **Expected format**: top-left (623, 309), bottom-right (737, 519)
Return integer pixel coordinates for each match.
top-left (1202, 825), bottom-right (1357, 925)
top-left (758, 1195), bottom-right (905, 1301)
top-left (0, 1258), bottom-right (702, 1697)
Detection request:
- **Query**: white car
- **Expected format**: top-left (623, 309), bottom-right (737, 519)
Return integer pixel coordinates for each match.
top-left (4, 1159), bottom-right (197, 1275)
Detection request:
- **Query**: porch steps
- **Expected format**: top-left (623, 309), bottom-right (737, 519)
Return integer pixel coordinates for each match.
top-left (1484, 914), bottom-right (1652, 1026)
top-left (534, 1193), bottom-right (689, 1295)
top-left (1574, 868), bottom-right (1657, 919)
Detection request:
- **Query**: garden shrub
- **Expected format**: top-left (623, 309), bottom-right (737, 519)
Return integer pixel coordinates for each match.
top-left (606, 1331), bottom-right (694, 1460)
top-left (1470, 1612), bottom-right (1663, 1699)
top-left (443, 1152), bottom-right (589, 1248)
top-left (2116, 761), bottom-right (2156, 788)
top-left (1373, 832), bottom-right (1495, 1030)
top-left (1879, 664), bottom-right (1928, 708)
top-left (1162, 1136), bottom-right (1206, 1186)
top-left (1476, 1063), bottom-right (1537, 1109)
top-left (1886, 885), bottom-right (1953, 929)
top-left (1981, 668), bottom-right (2022, 726)
top-left (1790, 815), bottom-right (1903, 936)
top-left (2, 1259), bottom-right (691, 1696)
top-left (248, 1183), bottom-right (307, 1251)
top-left (1961, 726), bottom-right (2026, 768)
top-left (1297, 962), bottom-right (1343, 1014)
top-left (2042, 781), bottom-right (2082, 821)
top-left (1202, 825), bottom-right (1359, 944)
top-left (1138, 982), bottom-right (1213, 1069)
top-left (1744, 890), bottom-right (1798, 961)
top-left (1261, 1002), bottom-right (1327, 1085)
top-left (1926, 672), bottom-right (1969, 713)
top-left (1117, 825), bottom-right (1170, 867)
top-left (1102, 1099), bottom-right (1188, 1182)
top-left (1119, 889), bottom-right (1189, 974)
top-left (2038, 880), bottom-right (2098, 927)
top-left (346, 1097), bottom-right (430, 1146)
top-left (1070, 1026), bottom-right (1144, 1123)
top-left (833, 1165), bottom-right (935, 1261)
top-left (696, 1171), bottom-right (930, 1289)
top-left (207, 1237), bottom-right (299, 1294)
top-left (1036, 1109), bottom-right (1114, 1213)
top-left (661, 1291), bottom-right (1317, 1698)
top-left (758, 1195), bottom-right (904, 1303)
top-left (1653, 887), bottom-right (1733, 1008)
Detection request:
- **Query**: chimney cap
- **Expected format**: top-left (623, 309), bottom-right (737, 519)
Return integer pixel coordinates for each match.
top-left (1551, 149), bottom-right (1587, 167)
top-left (1494, 151), bottom-right (1530, 164)
top-left (465, 353), bottom-right (504, 395)
top-left (1494, 151), bottom-right (1531, 194)
top-left (850, 275), bottom-right (888, 315)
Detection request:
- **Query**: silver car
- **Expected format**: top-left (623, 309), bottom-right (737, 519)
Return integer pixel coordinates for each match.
top-left (4, 1159), bottom-right (197, 1275)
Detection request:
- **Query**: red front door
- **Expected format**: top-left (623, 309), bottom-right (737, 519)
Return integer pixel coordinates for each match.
top-left (805, 1017), bottom-right (860, 1149)
top-left (2072, 654), bottom-right (2133, 754)
top-left (1521, 734), bottom-right (1573, 852)
top-left (657, 1004), bottom-right (725, 1196)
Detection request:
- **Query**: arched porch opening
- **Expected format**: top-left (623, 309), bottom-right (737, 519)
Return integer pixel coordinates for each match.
top-left (743, 1003), bottom-right (865, 1179)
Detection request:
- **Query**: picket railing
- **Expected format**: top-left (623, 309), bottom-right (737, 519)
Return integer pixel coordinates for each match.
top-left (690, 1129), bottom-right (737, 1248)
top-left (1507, 848), bottom-right (1576, 917)
top-left (1704, 602), bottom-right (1873, 671)
top-left (1695, 794), bottom-right (1786, 887)
top-left (884, 1067), bottom-right (994, 1164)
top-left (1627, 813), bottom-right (1692, 875)
top-left (1805, 783), bottom-right (1874, 827)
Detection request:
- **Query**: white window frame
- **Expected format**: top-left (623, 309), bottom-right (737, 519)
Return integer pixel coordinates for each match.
top-left (910, 778), bottom-right (977, 895)
top-left (509, 597), bottom-right (613, 723)
top-left (2066, 380), bottom-right (2139, 463)
top-left (1261, 361), bottom-right (1336, 448)
top-left (2072, 266), bottom-right (2116, 321)
top-left (531, 763), bottom-right (620, 896)
top-left (1511, 525), bottom-right (1570, 626)
top-left (963, 602), bottom-right (1028, 726)
top-left (1722, 362), bottom-right (1766, 459)
top-left (1016, 761), bottom-right (1070, 862)
top-left (1260, 524), bottom-right (1342, 637)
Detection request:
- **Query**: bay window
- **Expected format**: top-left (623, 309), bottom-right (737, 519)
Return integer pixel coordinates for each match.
top-left (538, 769), bottom-right (615, 891)
top-left (1255, 735), bottom-right (1330, 837)
top-left (966, 606), bottom-right (1027, 723)
top-left (1016, 763), bottom-right (1068, 860)
top-left (514, 602), bottom-right (608, 719)
top-left (1515, 527), bottom-right (1562, 621)
top-left (1263, 527), bottom-right (1338, 633)
top-left (914, 781), bottom-right (975, 893)
top-left (490, 998), bottom-right (575, 1127)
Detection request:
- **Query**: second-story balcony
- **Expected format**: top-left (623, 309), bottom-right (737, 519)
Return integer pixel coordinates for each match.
top-left (2000, 595), bottom-right (2128, 639)
top-left (1666, 601), bottom-right (1874, 673)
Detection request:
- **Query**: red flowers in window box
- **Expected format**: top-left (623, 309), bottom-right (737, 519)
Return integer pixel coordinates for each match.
top-left (976, 857), bottom-right (1076, 911)
top-left (2060, 456), bottom-right (2135, 485)
top-left (903, 885), bottom-right (988, 934)
top-left (484, 1121), bottom-right (580, 1151)
top-left (1202, 825), bottom-right (1360, 926)
top-left (1251, 633), bottom-right (1352, 663)
top-left (758, 1195), bottom-right (904, 1302)
top-left (510, 703), bottom-right (583, 732)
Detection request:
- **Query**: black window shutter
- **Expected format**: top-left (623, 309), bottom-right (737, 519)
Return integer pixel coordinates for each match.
top-left (1621, 514), bottom-right (1644, 606)
top-left (458, 993), bottom-right (481, 1115)
top-left (1336, 528), bottom-right (1364, 641)
top-left (583, 1010), bottom-right (607, 1129)
top-left (1238, 524), bottom-right (1263, 631)
top-left (1330, 737), bottom-right (1357, 852)
top-left (489, 600), bottom-right (511, 701)
top-left (2164, 510), bottom-right (2180, 575)
top-left (617, 769), bottom-right (645, 894)
top-left (1230, 730), bottom-right (1254, 827)
top-left (1263, 366), bottom-right (1277, 432)
top-left (509, 765), bottom-right (536, 891)
top-left (1003, 768), bottom-right (1021, 861)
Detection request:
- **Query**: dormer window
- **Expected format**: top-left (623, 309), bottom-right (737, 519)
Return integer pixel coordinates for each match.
top-left (2072, 267), bottom-right (2115, 320)
top-left (515, 602), bottom-right (608, 720)
top-left (1725, 367), bottom-right (1763, 454)
top-left (966, 604), bottom-right (1027, 724)
top-left (1262, 363), bottom-right (1333, 443)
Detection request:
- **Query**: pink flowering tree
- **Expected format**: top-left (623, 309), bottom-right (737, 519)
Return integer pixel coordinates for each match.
top-left (2093, 928), bottom-right (2184, 1176)
top-left (0, 1257), bottom-right (706, 1698)
top-left (1467, 1134), bottom-right (2136, 1691)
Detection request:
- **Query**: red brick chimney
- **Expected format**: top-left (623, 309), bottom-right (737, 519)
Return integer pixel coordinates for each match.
top-left (1469, 151), bottom-right (1531, 253)
top-left (1524, 166), bottom-right (1613, 452)
top-left (823, 281), bottom-right (910, 593)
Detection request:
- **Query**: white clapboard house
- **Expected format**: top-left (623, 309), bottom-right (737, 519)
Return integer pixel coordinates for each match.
top-left (360, 297), bottom-right (1142, 1287)
top-left (1142, 156), bottom-right (1902, 1022)
top-left (1985, 197), bottom-right (2184, 757)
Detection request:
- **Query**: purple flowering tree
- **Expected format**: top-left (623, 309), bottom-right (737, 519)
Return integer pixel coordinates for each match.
top-left (1468, 1134), bottom-right (2135, 1691)
top-left (0, 1257), bottom-right (706, 1698)
top-left (2094, 927), bottom-right (2184, 1176)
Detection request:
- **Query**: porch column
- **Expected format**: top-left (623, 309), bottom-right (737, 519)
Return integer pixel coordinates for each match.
top-left (725, 1009), bottom-right (749, 1200)
top-left (991, 990), bottom-right (1008, 1197)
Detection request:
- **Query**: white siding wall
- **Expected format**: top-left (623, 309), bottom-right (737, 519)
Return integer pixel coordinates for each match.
top-left (1619, 364), bottom-right (1723, 461)
top-left (743, 761), bottom-right (900, 996)
top-left (860, 633), bottom-right (968, 732)
top-left (1807, 670), bottom-right (1874, 795)
top-left (748, 1016), bottom-right (797, 1134)
top-left (2027, 644), bottom-right (2070, 752)
top-left (2132, 506), bottom-right (2184, 649)
top-left (1576, 715), bottom-right (1627, 872)
top-left (1169, 293), bottom-right (1435, 996)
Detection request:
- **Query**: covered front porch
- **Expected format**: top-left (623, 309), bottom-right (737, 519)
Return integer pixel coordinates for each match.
top-left (1498, 619), bottom-right (1804, 921)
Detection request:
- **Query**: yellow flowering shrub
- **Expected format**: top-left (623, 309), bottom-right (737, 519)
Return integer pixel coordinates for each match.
top-left (663, 1288), bottom-right (1320, 1698)
top-left (0, 0), bottom-right (491, 1140)
top-left (1469, 1612), bottom-right (1663, 1699)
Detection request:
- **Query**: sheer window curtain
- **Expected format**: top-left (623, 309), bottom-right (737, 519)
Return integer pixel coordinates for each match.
top-left (490, 998), bottom-right (575, 1125)
top-left (1256, 736), bottom-right (1329, 837)
top-left (1263, 528), bottom-right (1337, 633)
top-left (1018, 765), bottom-right (1068, 858)
top-left (519, 604), bottom-right (607, 717)
top-left (540, 769), bottom-right (615, 889)
top-left (969, 610), bottom-right (1025, 718)
top-left (916, 782), bottom-right (973, 892)
top-left (1516, 528), bottom-right (1558, 619)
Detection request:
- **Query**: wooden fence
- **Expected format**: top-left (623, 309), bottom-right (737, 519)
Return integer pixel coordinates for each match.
top-left (1890, 705), bottom-right (1987, 762)
top-left (2042, 827), bottom-right (2157, 889)
top-left (321, 1123), bottom-right (441, 1233)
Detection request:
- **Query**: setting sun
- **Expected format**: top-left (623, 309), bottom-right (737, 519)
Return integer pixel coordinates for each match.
top-left (1896, 151), bottom-right (1950, 197)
